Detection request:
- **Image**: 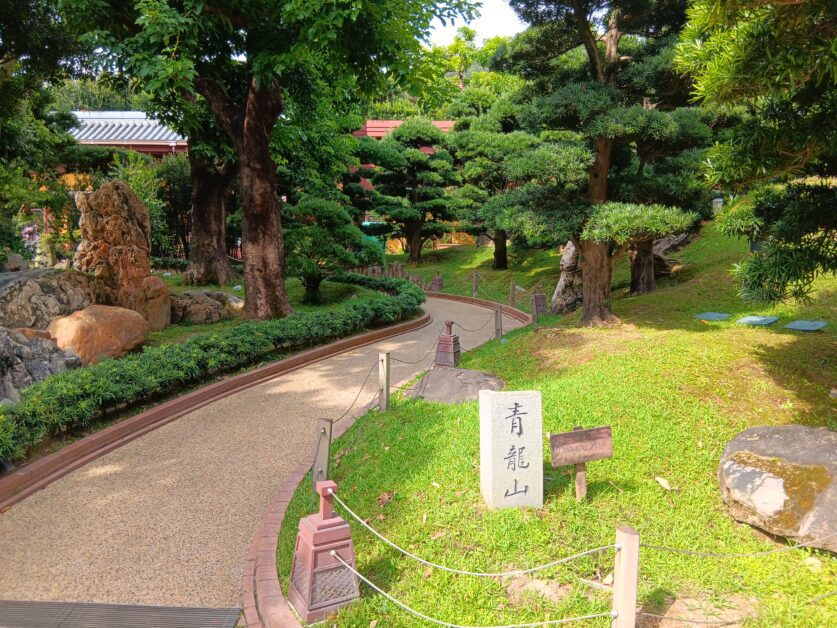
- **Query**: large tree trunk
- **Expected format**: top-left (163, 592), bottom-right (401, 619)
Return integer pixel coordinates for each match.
top-left (196, 78), bottom-right (292, 320)
top-left (185, 152), bottom-right (235, 286)
top-left (629, 239), bottom-right (655, 295)
top-left (578, 239), bottom-right (619, 326)
top-left (407, 224), bottom-right (423, 263)
top-left (551, 240), bottom-right (583, 314)
top-left (589, 137), bottom-right (612, 203)
top-left (493, 229), bottom-right (508, 269)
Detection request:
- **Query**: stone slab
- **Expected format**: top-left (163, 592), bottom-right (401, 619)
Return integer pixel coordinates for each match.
top-left (783, 320), bottom-right (827, 332)
top-left (480, 390), bottom-right (543, 509)
top-left (694, 312), bottom-right (730, 321)
top-left (736, 315), bottom-right (779, 326)
top-left (405, 367), bottom-right (503, 403)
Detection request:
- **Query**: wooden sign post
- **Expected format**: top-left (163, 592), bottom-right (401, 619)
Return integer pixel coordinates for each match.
top-left (549, 426), bottom-right (612, 501)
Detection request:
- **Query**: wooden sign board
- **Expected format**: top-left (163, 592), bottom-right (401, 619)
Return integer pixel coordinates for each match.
top-left (550, 426), bottom-right (613, 467)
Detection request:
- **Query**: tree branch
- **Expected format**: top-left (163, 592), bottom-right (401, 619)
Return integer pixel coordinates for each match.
top-left (194, 77), bottom-right (242, 142)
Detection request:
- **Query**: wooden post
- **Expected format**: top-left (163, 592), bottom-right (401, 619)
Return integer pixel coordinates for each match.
top-left (612, 526), bottom-right (640, 628)
top-left (472, 270), bottom-right (478, 297)
top-left (378, 352), bottom-right (390, 412)
top-left (509, 279), bottom-right (516, 307)
top-left (311, 419), bottom-right (333, 497)
top-left (573, 426), bottom-right (587, 500)
top-left (531, 294), bottom-right (539, 327)
top-left (494, 306), bottom-right (503, 340)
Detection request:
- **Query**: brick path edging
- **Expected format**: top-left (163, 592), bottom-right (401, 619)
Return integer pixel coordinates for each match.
top-left (244, 293), bottom-right (531, 627)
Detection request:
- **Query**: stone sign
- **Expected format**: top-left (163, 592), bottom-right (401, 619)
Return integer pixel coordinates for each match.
top-left (480, 390), bottom-right (543, 509)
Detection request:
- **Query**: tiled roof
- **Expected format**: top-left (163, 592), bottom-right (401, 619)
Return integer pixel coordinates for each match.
top-left (70, 111), bottom-right (186, 144)
top-left (353, 119), bottom-right (454, 139)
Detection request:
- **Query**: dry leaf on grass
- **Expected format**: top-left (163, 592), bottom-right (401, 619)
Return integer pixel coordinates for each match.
top-left (377, 490), bottom-right (394, 506)
top-left (423, 567), bottom-right (433, 578)
top-left (431, 529), bottom-right (447, 540)
top-left (655, 476), bottom-right (672, 491)
top-left (432, 481), bottom-right (441, 488)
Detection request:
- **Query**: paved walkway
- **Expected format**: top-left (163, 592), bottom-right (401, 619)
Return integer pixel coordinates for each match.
top-left (0, 298), bottom-right (523, 607)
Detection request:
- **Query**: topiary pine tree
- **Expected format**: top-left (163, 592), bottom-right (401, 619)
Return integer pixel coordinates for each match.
top-left (363, 118), bottom-right (461, 264)
top-left (676, 0), bottom-right (836, 302)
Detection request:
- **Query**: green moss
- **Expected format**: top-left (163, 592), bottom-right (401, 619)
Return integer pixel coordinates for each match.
top-left (729, 451), bottom-right (831, 531)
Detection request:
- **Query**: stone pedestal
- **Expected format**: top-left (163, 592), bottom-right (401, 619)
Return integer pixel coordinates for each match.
top-left (434, 321), bottom-right (460, 367)
top-left (288, 481), bottom-right (359, 623)
top-left (532, 291), bottom-right (548, 316)
top-left (480, 390), bottom-right (543, 509)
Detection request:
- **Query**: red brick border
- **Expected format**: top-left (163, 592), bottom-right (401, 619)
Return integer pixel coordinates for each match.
top-left (0, 312), bottom-right (433, 514)
top-left (246, 293), bottom-right (531, 627)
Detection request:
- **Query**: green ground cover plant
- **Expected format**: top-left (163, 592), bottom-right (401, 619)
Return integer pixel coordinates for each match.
top-left (0, 274), bottom-right (424, 462)
top-left (279, 225), bottom-right (835, 626)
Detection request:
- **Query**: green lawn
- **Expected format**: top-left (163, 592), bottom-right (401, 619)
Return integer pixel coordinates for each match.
top-left (147, 276), bottom-right (383, 346)
top-left (278, 225), bottom-right (835, 627)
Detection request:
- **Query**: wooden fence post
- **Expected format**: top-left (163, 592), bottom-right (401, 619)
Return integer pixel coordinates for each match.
top-left (472, 271), bottom-right (478, 297)
top-left (509, 280), bottom-right (516, 307)
top-left (494, 306), bottom-right (503, 340)
top-left (612, 526), bottom-right (640, 628)
top-left (378, 352), bottom-right (390, 412)
top-left (531, 294), bottom-right (539, 327)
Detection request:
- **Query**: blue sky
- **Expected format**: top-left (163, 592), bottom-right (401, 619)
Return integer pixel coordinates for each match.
top-left (429, 0), bottom-right (527, 46)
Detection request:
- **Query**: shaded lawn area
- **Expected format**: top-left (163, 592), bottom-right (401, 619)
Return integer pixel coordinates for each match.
top-left (279, 226), bottom-right (835, 627)
top-left (147, 277), bottom-right (384, 346)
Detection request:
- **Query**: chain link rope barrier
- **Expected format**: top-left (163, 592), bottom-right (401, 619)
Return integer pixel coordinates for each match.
top-left (330, 489), bottom-right (615, 578)
top-left (332, 552), bottom-right (616, 628)
top-left (389, 323), bottom-right (448, 366)
top-left (640, 533), bottom-right (836, 558)
top-left (333, 361), bottom-right (379, 424)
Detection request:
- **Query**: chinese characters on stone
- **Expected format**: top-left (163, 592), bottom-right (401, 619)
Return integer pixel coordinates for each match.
top-left (503, 404), bottom-right (530, 498)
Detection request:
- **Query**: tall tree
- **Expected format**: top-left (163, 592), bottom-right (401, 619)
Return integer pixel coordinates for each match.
top-left (362, 118), bottom-right (460, 263)
top-left (677, 0), bottom-right (835, 301)
top-left (449, 129), bottom-right (542, 268)
top-left (506, 1), bottom-right (701, 323)
top-left (66, 0), bottom-right (475, 319)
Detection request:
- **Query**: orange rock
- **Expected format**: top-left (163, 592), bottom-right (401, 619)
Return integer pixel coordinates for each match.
top-left (140, 276), bottom-right (171, 331)
top-left (14, 328), bottom-right (53, 341)
top-left (48, 305), bottom-right (149, 365)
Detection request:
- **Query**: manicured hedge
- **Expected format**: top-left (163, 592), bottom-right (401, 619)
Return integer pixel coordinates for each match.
top-left (0, 273), bottom-right (424, 461)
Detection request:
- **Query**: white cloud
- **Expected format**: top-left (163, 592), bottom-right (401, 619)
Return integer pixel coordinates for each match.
top-left (429, 0), bottom-right (526, 47)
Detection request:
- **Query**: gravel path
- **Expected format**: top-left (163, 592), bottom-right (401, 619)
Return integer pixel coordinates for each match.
top-left (0, 298), bottom-right (523, 607)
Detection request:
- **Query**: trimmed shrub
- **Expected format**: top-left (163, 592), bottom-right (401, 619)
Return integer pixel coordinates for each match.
top-left (0, 274), bottom-right (424, 461)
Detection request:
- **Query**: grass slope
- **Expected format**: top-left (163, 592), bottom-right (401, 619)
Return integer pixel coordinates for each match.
top-left (279, 225), bottom-right (835, 627)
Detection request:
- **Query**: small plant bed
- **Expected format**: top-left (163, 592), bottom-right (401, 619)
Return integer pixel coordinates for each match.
top-left (0, 274), bottom-right (423, 465)
top-left (279, 230), bottom-right (835, 626)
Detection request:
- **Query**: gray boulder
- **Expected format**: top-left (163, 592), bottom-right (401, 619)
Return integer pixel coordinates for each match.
top-left (0, 269), bottom-right (112, 330)
top-left (719, 425), bottom-right (835, 551)
top-left (405, 366), bottom-right (504, 403)
top-left (0, 327), bottom-right (81, 403)
top-left (170, 290), bottom-right (244, 325)
top-left (1, 252), bottom-right (28, 272)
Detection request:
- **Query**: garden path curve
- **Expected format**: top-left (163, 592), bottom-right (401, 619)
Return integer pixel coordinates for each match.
top-left (0, 297), bottom-right (524, 607)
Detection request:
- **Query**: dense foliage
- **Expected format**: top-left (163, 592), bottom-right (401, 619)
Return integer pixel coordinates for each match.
top-left (360, 118), bottom-right (461, 263)
top-left (0, 274), bottom-right (424, 461)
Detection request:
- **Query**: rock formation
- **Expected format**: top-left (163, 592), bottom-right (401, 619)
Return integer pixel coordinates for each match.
top-left (550, 241), bottom-right (583, 314)
top-left (0, 327), bottom-right (81, 403)
top-left (170, 291), bottom-right (244, 325)
top-left (73, 181), bottom-right (170, 330)
top-left (48, 305), bottom-right (150, 366)
top-left (719, 425), bottom-right (835, 552)
top-left (0, 269), bottom-right (112, 330)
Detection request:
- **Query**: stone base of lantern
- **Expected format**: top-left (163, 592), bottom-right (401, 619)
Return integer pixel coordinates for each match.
top-left (288, 482), bottom-right (359, 623)
top-left (435, 334), bottom-right (460, 367)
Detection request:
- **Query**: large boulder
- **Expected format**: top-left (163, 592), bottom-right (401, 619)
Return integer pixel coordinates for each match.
top-left (719, 425), bottom-right (836, 552)
top-left (0, 269), bottom-right (112, 330)
top-left (74, 181), bottom-right (152, 309)
top-left (48, 305), bottom-right (149, 366)
top-left (0, 327), bottom-right (81, 403)
top-left (170, 291), bottom-right (244, 325)
top-left (405, 367), bottom-right (504, 403)
top-left (2, 252), bottom-right (28, 272)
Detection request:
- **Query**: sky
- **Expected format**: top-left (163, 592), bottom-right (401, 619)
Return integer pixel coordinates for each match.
top-left (429, 0), bottom-right (527, 47)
